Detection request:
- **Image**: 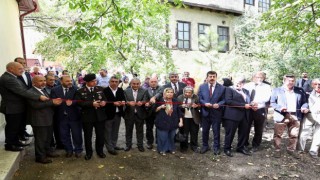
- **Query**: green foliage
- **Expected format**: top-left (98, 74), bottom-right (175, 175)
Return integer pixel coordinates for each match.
top-left (261, 0), bottom-right (320, 79)
top-left (33, 0), bottom-right (181, 76)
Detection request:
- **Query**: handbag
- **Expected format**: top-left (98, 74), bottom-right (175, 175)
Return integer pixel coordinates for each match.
top-left (175, 129), bottom-right (186, 142)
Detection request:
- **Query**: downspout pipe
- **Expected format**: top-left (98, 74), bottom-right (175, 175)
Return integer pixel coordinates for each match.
top-left (19, 0), bottom-right (37, 61)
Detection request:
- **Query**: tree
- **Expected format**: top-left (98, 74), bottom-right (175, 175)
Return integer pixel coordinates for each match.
top-left (33, 0), bottom-right (181, 76)
top-left (261, 0), bottom-right (320, 78)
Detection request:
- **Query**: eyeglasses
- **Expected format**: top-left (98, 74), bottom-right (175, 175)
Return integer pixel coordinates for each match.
top-left (170, 76), bottom-right (178, 78)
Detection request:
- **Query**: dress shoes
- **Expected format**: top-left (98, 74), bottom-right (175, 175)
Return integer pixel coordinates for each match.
top-left (66, 152), bottom-right (73, 158)
top-left (16, 142), bottom-right (30, 147)
top-left (97, 152), bottom-right (106, 158)
top-left (124, 146), bottom-right (132, 151)
top-left (309, 153), bottom-right (319, 159)
top-left (200, 147), bottom-right (209, 154)
top-left (138, 146), bottom-right (145, 152)
top-left (19, 136), bottom-right (29, 141)
top-left (224, 150), bottom-right (233, 157)
top-left (108, 150), bottom-right (118, 155)
top-left (5, 145), bottom-right (24, 152)
top-left (213, 149), bottom-right (221, 155)
top-left (114, 146), bottom-right (124, 151)
top-left (36, 158), bottom-right (52, 164)
top-left (84, 154), bottom-right (92, 160)
top-left (146, 144), bottom-right (153, 150)
top-left (46, 152), bottom-right (60, 158)
top-left (24, 132), bottom-right (34, 137)
top-left (75, 153), bottom-right (82, 158)
top-left (236, 149), bottom-right (252, 156)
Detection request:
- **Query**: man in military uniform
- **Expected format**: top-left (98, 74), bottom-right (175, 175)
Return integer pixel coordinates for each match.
top-left (75, 73), bottom-right (107, 160)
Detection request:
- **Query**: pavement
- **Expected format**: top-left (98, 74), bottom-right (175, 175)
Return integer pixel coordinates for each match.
top-left (0, 125), bottom-right (32, 180)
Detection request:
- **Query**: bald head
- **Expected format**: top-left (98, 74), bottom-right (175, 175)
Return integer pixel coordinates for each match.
top-left (149, 77), bottom-right (158, 88)
top-left (32, 75), bottom-right (46, 89)
top-left (6, 62), bottom-right (24, 76)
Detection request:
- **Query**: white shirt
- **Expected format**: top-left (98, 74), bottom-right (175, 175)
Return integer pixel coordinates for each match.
top-left (33, 86), bottom-right (45, 95)
top-left (244, 82), bottom-right (272, 109)
top-left (184, 97), bottom-right (192, 118)
top-left (285, 88), bottom-right (297, 112)
top-left (22, 72), bottom-right (28, 85)
top-left (171, 82), bottom-right (179, 93)
top-left (111, 87), bottom-right (119, 112)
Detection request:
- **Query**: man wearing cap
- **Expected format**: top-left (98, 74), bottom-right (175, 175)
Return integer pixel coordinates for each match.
top-left (75, 73), bottom-right (107, 160)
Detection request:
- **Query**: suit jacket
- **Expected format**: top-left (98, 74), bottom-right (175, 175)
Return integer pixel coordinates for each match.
top-left (0, 72), bottom-right (40, 114)
top-left (198, 82), bottom-right (226, 117)
top-left (17, 72), bottom-right (32, 89)
top-left (103, 86), bottom-right (126, 120)
top-left (50, 85), bottom-right (81, 122)
top-left (146, 86), bottom-right (161, 117)
top-left (27, 87), bottom-right (55, 126)
top-left (271, 86), bottom-right (308, 122)
top-left (155, 82), bottom-right (187, 99)
top-left (307, 90), bottom-right (320, 123)
top-left (177, 94), bottom-right (201, 124)
top-left (75, 86), bottom-right (107, 123)
top-left (223, 87), bottom-right (251, 122)
top-left (124, 87), bottom-right (149, 120)
top-left (295, 79), bottom-right (312, 94)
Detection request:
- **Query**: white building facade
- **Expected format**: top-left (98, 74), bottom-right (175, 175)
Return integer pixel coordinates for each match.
top-left (169, 0), bottom-right (270, 83)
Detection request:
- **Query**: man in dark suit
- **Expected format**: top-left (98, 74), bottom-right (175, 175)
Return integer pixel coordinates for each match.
top-left (198, 71), bottom-right (225, 155)
top-left (295, 72), bottom-right (313, 96)
top-left (14, 57), bottom-right (33, 141)
top-left (123, 78), bottom-right (149, 152)
top-left (150, 72), bottom-right (187, 103)
top-left (0, 62), bottom-right (48, 152)
top-left (271, 74), bottom-right (308, 159)
top-left (27, 75), bottom-right (62, 164)
top-left (75, 74), bottom-right (107, 160)
top-left (145, 77), bottom-right (161, 149)
top-left (103, 76), bottom-right (126, 155)
top-left (44, 74), bottom-right (64, 150)
top-left (223, 77), bottom-right (251, 157)
top-left (51, 75), bottom-right (83, 158)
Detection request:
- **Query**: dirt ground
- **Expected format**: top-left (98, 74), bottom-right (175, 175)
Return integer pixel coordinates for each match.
top-left (13, 114), bottom-right (320, 180)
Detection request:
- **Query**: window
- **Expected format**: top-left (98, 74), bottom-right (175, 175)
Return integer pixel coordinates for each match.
top-left (177, 21), bottom-right (191, 49)
top-left (217, 26), bottom-right (229, 52)
top-left (259, 0), bottom-right (270, 12)
top-left (198, 23), bottom-right (210, 51)
top-left (198, 24), bottom-right (210, 36)
top-left (245, 0), bottom-right (254, 5)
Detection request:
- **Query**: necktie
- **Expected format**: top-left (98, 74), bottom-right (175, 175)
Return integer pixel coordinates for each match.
top-left (209, 84), bottom-right (213, 98)
top-left (174, 83), bottom-right (178, 94)
top-left (250, 84), bottom-right (257, 102)
top-left (41, 89), bottom-right (49, 97)
top-left (152, 88), bottom-right (156, 96)
top-left (90, 87), bottom-right (94, 93)
top-left (64, 88), bottom-right (69, 96)
top-left (185, 97), bottom-right (189, 110)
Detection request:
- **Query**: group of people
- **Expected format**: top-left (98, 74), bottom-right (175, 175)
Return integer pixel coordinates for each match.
top-left (1, 58), bottom-right (319, 164)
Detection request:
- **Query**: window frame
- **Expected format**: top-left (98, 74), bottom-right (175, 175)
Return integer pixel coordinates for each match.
top-left (245, 0), bottom-right (254, 6)
top-left (176, 21), bottom-right (191, 50)
top-left (217, 26), bottom-right (229, 53)
top-left (258, 0), bottom-right (271, 13)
